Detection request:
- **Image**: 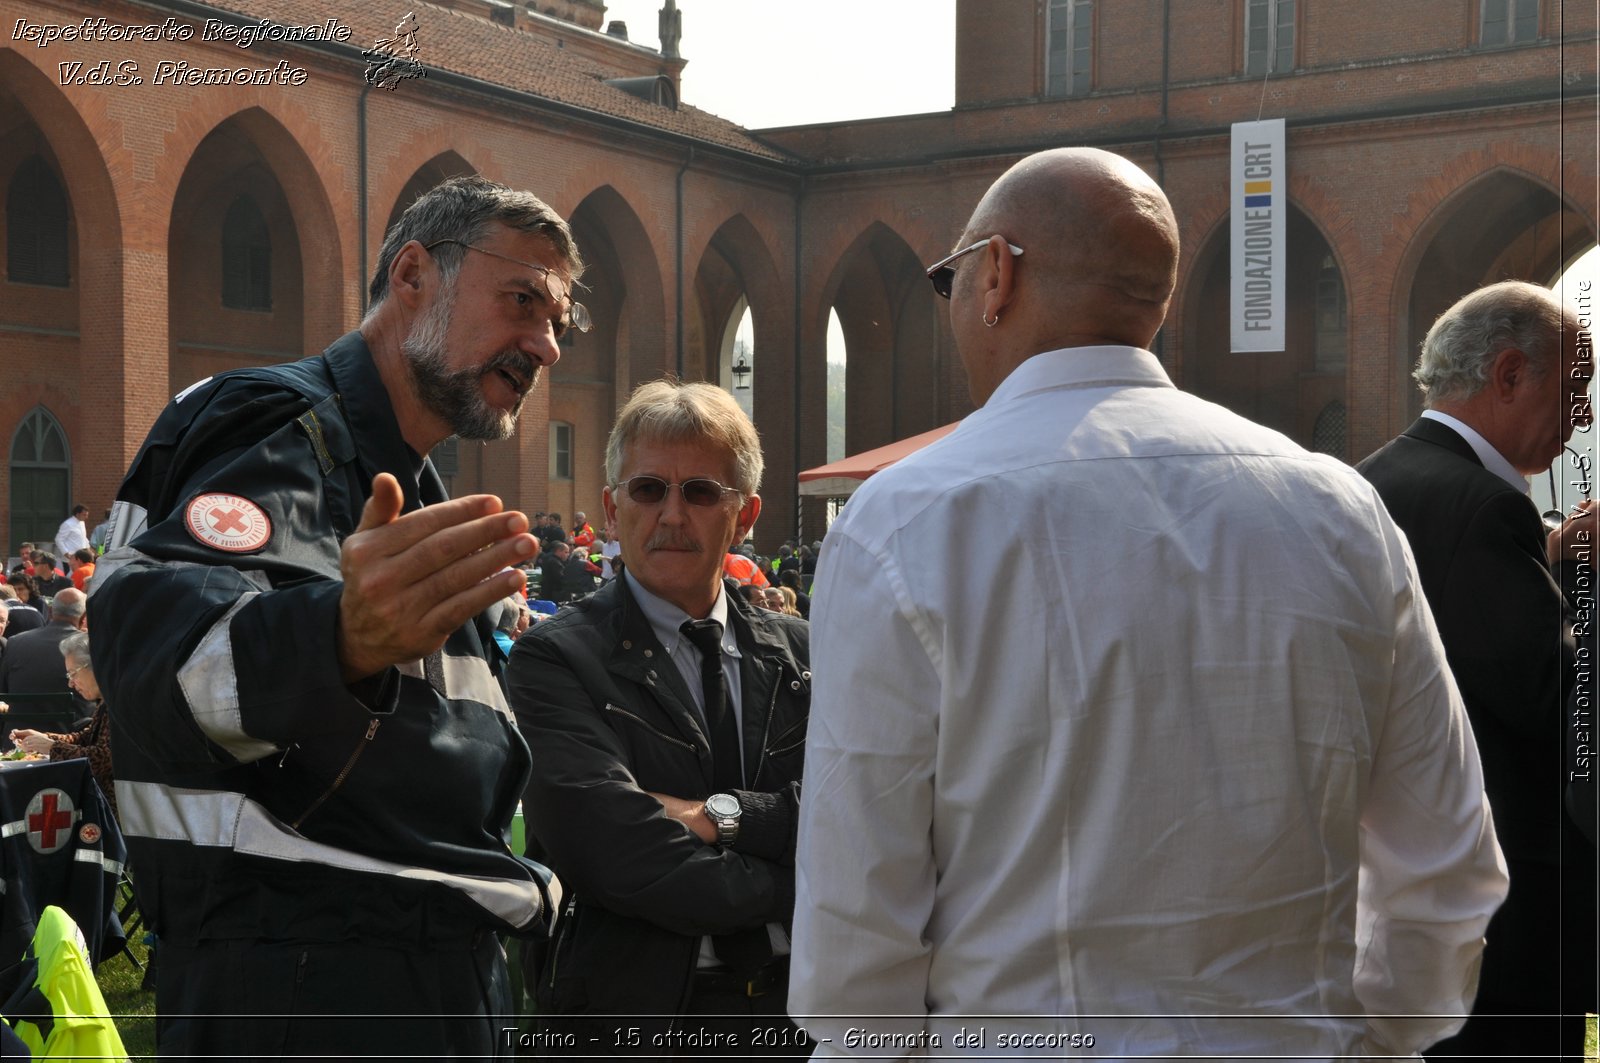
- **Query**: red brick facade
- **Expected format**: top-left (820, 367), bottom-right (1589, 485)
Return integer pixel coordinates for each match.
top-left (2, 0), bottom-right (1595, 552)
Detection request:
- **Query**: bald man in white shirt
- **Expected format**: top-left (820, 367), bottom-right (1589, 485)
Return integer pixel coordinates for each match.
top-left (791, 147), bottom-right (1509, 1061)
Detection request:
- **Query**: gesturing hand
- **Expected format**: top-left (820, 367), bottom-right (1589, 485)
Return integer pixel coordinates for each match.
top-left (337, 472), bottom-right (535, 682)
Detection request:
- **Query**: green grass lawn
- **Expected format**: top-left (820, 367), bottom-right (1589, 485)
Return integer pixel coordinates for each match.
top-left (84, 944), bottom-right (1600, 1061)
top-left (94, 934), bottom-right (155, 1059)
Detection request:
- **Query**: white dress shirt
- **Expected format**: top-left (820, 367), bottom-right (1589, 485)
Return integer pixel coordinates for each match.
top-left (791, 346), bottom-right (1507, 1061)
top-left (55, 514), bottom-right (89, 558)
top-left (1419, 409), bottom-right (1530, 493)
top-left (624, 570), bottom-right (789, 965)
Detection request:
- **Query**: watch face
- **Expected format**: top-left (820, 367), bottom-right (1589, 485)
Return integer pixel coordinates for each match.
top-left (706, 793), bottom-right (739, 818)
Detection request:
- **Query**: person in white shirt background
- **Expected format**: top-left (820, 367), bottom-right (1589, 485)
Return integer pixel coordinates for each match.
top-left (789, 146), bottom-right (1509, 1061)
top-left (53, 504), bottom-right (90, 562)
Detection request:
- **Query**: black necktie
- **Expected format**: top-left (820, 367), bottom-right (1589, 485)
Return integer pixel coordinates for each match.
top-left (680, 619), bottom-right (772, 977)
top-left (681, 619), bottom-right (743, 790)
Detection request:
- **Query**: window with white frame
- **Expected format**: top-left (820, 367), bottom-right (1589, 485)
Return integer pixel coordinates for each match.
top-left (550, 421), bottom-right (573, 481)
top-left (1245, 0), bottom-right (1295, 76)
top-left (1046, 0), bottom-right (1093, 97)
top-left (1480, 0), bottom-right (1539, 46)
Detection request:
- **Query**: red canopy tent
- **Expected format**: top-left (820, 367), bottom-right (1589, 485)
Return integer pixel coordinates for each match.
top-left (796, 422), bottom-right (960, 497)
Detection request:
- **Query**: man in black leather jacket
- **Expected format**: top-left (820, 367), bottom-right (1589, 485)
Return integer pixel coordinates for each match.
top-left (508, 380), bottom-right (811, 1057)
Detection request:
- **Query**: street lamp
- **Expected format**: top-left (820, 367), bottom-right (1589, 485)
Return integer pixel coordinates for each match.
top-left (731, 352), bottom-right (751, 390)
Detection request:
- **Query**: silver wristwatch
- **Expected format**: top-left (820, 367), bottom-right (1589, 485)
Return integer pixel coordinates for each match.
top-left (704, 792), bottom-right (742, 846)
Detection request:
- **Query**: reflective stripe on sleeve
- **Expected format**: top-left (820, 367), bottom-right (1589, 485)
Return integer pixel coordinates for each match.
top-left (74, 850), bottom-right (125, 876)
top-left (177, 592), bottom-right (280, 763)
top-left (118, 780), bottom-right (545, 930)
top-left (396, 652), bottom-right (514, 721)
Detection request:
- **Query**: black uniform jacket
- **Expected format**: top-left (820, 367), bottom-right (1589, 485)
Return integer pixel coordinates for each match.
top-left (507, 574), bottom-right (810, 1017)
top-left (91, 332), bottom-right (550, 947)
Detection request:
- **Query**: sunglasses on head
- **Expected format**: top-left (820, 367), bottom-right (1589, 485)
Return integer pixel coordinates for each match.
top-left (618, 475), bottom-right (743, 507)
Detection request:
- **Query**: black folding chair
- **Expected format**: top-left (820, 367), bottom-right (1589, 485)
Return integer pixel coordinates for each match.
top-left (0, 692), bottom-right (79, 752)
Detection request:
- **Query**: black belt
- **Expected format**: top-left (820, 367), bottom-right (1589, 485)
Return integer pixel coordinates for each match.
top-left (692, 958), bottom-right (789, 999)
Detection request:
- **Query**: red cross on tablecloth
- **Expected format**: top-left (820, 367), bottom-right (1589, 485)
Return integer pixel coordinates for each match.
top-left (28, 792), bottom-right (72, 849)
top-left (210, 507), bottom-right (248, 534)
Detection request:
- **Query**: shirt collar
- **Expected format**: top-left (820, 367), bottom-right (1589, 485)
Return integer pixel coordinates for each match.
top-left (1420, 410), bottom-right (1530, 493)
top-left (984, 346), bottom-right (1175, 408)
top-left (624, 570), bottom-right (740, 660)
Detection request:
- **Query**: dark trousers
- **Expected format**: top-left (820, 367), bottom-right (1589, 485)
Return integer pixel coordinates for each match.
top-left (527, 962), bottom-right (810, 1062)
top-left (156, 932), bottom-right (513, 1059)
top-left (670, 963), bottom-right (813, 1061)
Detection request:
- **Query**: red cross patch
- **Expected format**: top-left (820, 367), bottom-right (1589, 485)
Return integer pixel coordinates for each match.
top-left (185, 492), bottom-right (272, 553)
top-left (25, 788), bottom-right (79, 854)
top-left (79, 823), bottom-right (102, 845)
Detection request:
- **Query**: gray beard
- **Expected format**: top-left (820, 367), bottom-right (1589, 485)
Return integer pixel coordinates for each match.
top-left (401, 285), bottom-right (536, 442)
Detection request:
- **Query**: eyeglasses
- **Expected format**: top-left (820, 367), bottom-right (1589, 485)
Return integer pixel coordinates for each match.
top-left (925, 239), bottom-right (1025, 299)
top-left (66, 662), bottom-right (90, 684)
top-left (423, 240), bottom-right (593, 334)
top-left (617, 475), bottom-right (744, 507)
top-left (1542, 444), bottom-right (1594, 531)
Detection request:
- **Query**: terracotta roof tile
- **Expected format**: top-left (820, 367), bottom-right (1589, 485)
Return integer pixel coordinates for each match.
top-left (197, 0), bottom-right (799, 162)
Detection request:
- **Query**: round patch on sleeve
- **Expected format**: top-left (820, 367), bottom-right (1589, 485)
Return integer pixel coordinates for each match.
top-left (185, 493), bottom-right (273, 553)
top-left (79, 822), bottom-right (101, 845)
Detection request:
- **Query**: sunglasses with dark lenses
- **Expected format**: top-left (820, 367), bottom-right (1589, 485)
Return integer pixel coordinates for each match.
top-left (925, 240), bottom-right (1025, 299)
top-left (620, 475), bottom-right (743, 507)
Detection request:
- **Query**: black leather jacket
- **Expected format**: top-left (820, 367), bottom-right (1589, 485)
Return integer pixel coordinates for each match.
top-left (507, 575), bottom-right (809, 1017)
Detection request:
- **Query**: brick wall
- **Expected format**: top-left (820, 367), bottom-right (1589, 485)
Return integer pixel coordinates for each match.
top-left (2, 0), bottom-right (1594, 555)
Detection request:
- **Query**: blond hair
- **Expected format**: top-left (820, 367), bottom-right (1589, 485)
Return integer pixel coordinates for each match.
top-left (605, 380), bottom-right (763, 494)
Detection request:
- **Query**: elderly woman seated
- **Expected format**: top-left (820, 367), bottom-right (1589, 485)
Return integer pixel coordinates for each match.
top-left (6, 631), bottom-right (116, 818)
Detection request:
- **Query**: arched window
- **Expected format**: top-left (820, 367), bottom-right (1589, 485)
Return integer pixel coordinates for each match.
top-left (9, 407), bottom-right (71, 550)
top-left (7, 156), bottom-right (70, 286)
top-left (222, 195), bottom-right (272, 310)
top-left (1314, 255), bottom-right (1347, 372)
top-left (1311, 400), bottom-right (1347, 461)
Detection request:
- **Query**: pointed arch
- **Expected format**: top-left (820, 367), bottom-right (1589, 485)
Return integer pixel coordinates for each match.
top-left (0, 50), bottom-right (125, 521)
top-left (818, 222), bottom-right (942, 458)
top-left (382, 152), bottom-right (478, 236)
top-left (1392, 163), bottom-right (1594, 424)
top-left (547, 185), bottom-right (667, 521)
top-left (8, 406), bottom-right (71, 549)
top-left (1180, 201), bottom-right (1350, 451)
top-left (691, 213), bottom-right (786, 416)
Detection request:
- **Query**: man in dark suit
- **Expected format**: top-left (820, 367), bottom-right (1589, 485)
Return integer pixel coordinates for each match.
top-left (0, 587), bottom-right (86, 694)
top-left (507, 379), bottom-right (810, 1056)
top-left (1358, 279), bottom-right (1596, 1060)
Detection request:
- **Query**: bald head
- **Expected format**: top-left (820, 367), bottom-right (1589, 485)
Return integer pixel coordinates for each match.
top-left (948, 149), bottom-right (1180, 403)
top-left (51, 587), bottom-right (87, 622)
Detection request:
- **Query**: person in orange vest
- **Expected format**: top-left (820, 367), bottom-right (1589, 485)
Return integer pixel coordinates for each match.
top-left (722, 547), bottom-right (769, 588)
top-left (570, 511), bottom-right (596, 550)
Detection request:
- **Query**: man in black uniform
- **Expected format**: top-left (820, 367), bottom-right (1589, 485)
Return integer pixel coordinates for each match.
top-left (509, 380), bottom-right (811, 1058)
top-left (91, 176), bottom-right (588, 1058)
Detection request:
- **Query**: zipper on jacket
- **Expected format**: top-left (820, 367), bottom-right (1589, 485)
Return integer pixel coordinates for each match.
top-left (748, 678), bottom-right (784, 789)
top-left (603, 704), bottom-right (698, 753)
top-left (291, 718), bottom-right (380, 829)
top-left (547, 893), bottom-right (579, 990)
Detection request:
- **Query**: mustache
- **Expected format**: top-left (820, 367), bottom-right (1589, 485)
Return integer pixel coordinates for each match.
top-left (482, 350), bottom-right (539, 392)
top-left (644, 531), bottom-right (702, 552)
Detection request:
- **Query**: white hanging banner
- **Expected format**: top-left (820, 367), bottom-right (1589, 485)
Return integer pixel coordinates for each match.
top-left (1230, 118), bottom-right (1286, 352)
